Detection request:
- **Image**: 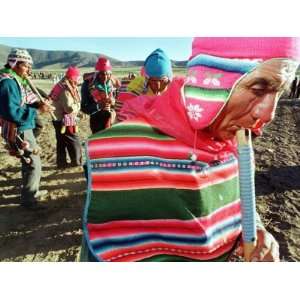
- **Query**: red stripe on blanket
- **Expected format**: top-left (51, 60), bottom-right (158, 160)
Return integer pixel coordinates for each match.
top-left (91, 162), bottom-right (238, 191)
top-left (88, 137), bottom-right (220, 162)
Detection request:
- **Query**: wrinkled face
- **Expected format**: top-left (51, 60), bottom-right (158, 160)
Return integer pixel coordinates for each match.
top-left (208, 59), bottom-right (298, 141)
top-left (147, 76), bottom-right (170, 95)
top-left (98, 71), bottom-right (111, 83)
top-left (68, 78), bottom-right (80, 87)
top-left (13, 62), bottom-right (32, 78)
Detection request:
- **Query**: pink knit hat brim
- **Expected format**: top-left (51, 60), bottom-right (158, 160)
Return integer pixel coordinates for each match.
top-left (191, 37), bottom-right (300, 61)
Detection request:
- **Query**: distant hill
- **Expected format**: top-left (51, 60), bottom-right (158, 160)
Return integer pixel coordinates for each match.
top-left (0, 44), bottom-right (11, 66)
top-left (0, 44), bottom-right (187, 70)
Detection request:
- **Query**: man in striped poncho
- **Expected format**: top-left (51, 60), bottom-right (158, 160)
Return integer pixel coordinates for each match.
top-left (81, 38), bottom-right (300, 262)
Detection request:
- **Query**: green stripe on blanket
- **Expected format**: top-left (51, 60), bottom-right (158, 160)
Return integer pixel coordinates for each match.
top-left (89, 123), bottom-right (174, 141)
top-left (88, 176), bottom-right (238, 223)
top-left (139, 252), bottom-right (231, 262)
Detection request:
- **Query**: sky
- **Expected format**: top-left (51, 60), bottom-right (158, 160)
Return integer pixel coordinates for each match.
top-left (0, 37), bottom-right (192, 61)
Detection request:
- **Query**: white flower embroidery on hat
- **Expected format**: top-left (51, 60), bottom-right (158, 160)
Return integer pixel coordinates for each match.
top-left (186, 70), bottom-right (198, 84)
top-left (203, 72), bottom-right (223, 87)
top-left (187, 103), bottom-right (203, 121)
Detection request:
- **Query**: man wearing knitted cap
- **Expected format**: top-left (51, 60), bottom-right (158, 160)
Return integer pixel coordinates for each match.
top-left (0, 49), bottom-right (53, 210)
top-left (80, 38), bottom-right (299, 262)
top-left (116, 48), bottom-right (173, 121)
top-left (128, 48), bottom-right (173, 96)
top-left (50, 66), bottom-right (82, 169)
top-left (81, 57), bottom-right (121, 134)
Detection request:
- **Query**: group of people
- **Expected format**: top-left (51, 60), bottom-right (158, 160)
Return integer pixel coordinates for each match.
top-left (1, 37), bottom-right (300, 262)
top-left (0, 47), bottom-right (174, 210)
top-left (31, 71), bottom-right (63, 81)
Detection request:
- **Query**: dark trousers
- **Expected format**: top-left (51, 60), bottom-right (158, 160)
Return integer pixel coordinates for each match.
top-left (52, 121), bottom-right (82, 167)
top-left (20, 129), bottom-right (42, 205)
top-left (90, 110), bottom-right (112, 134)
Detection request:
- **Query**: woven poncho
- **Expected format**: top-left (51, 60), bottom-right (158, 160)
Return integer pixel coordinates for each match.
top-left (82, 119), bottom-right (242, 262)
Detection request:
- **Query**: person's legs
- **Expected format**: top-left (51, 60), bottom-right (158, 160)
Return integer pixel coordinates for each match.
top-left (20, 129), bottom-right (42, 207)
top-left (90, 110), bottom-right (111, 134)
top-left (64, 129), bottom-right (82, 166)
top-left (102, 110), bottom-right (112, 129)
top-left (52, 121), bottom-right (68, 167)
top-left (295, 79), bottom-right (300, 98)
top-left (90, 112), bottom-right (101, 134)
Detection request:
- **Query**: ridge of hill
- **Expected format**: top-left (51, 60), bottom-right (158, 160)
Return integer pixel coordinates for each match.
top-left (0, 44), bottom-right (186, 69)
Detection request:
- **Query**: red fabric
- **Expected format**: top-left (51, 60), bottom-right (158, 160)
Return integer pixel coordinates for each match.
top-left (117, 91), bottom-right (137, 101)
top-left (95, 57), bottom-right (112, 72)
top-left (66, 66), bottom-right (81, 81)
top-left (120, 77), bottom-right (237, 155)
top-left (91, 89), bottom-right (107, 103)
top-left (66, 126), bottom-right (76, 134)
top-left (49, 82), bottom-right (63, 101)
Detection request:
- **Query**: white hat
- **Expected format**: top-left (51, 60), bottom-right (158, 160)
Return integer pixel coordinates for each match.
top-left (7, 48), bottom-right (33, 68)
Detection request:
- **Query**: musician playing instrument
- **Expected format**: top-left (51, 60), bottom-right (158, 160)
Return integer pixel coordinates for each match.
top-left (0, 49), bottom-right (54, 210)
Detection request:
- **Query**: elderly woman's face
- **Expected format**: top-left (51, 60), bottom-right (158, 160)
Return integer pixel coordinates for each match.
top-left (208, 59), bottom-right (297, 141)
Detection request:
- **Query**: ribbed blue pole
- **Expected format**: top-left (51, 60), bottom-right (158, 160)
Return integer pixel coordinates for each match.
top-left (238, 142), bottom-right (256, 243)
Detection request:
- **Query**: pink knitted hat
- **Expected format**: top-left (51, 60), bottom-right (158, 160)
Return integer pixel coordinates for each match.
top-left (66, 66), bottom-right (81, 81)
top-left (95, 57), bottom-right (112, 72)
top-left (184, 37), bottom-right (300, 130)
top-left (190, 37), bottom-right (300, 60)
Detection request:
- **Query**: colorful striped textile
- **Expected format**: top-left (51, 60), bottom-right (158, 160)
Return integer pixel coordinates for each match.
top-left (119, 78), bottom-right (131, 93)
top-left (22, 86), bottom-right (39, 104)
top-left (62, 113), bottom-right (77, 126)
top-left (82, 119), bottom-right (242, 262)
top-left (49, 81), bottom-right (64, 101)
top-left (0, 117), bottom-right (17, 143)
top-left (0, 71), bottom-right (38, 106)
top-left (49, 78), bottom-right (81, 103)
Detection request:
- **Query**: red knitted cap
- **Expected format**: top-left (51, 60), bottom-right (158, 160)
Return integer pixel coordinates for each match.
top-left (66, 66), bottom-right (81, 81)
top-left (95, 57), bottom-right (112, 72)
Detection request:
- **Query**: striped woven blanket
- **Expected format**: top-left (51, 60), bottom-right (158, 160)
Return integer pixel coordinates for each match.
top-left (82, 119), bottom-right (242, 261)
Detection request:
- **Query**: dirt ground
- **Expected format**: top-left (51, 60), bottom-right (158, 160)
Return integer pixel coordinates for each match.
top-left (0, 100), bottom-right (300, 262)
